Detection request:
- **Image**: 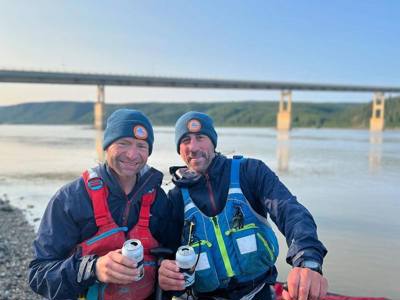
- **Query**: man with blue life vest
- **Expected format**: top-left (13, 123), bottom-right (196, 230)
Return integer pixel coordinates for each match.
top-left (158, 111), bottom-right (328, 300)
top-left (29, 109), bottom-right (180, 300)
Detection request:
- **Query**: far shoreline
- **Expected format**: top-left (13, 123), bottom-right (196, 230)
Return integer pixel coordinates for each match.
top-left (1, 123), bottom-right (400, 130)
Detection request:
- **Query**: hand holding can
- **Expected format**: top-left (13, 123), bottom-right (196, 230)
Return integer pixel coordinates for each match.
top-left (122, 239), bottom-right (144, 281)
top-left (176, 245), bottom-right (196, 287)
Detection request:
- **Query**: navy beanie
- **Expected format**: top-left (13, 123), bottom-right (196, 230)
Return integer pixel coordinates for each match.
top-left (103, 109), bottom-right (154, 155)
top-left (175, 111), bottom-right (218, 153)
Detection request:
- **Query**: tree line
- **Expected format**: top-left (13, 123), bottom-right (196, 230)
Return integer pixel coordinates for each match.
top-left (0, 97), bottom-right (399, 128)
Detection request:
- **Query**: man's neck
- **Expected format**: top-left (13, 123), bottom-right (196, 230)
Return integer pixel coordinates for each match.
top-left (117, 174), bottom-right (137, 195)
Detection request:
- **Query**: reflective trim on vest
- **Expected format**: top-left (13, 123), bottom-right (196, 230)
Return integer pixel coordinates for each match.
top-left (228, 188), bottom-right (242, 194)
top-left (181, 157), bottom-right (279, 293)
top-left (184, 202), bottom-right (196, 214)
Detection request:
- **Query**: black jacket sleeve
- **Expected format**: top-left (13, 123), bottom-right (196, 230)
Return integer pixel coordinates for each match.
top-left (240, 158), bottom-right (327, 266)
top-left (28, 179), bottom-right (96, 299)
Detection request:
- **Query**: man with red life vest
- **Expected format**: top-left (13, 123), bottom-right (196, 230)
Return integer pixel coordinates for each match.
top-left (29, 109), bottom-right (180, 300)
top-left (158, 111), bottom-right (329, 300)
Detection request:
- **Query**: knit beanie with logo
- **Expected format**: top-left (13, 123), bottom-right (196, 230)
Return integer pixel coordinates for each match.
top-left (103, 109), bottom-right (154, 155)
top-left (174, 111), bottom-right (217, 153)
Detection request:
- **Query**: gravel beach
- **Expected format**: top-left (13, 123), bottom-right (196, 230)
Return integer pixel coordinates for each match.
top-left (0, 196), bottom-right (42, 300)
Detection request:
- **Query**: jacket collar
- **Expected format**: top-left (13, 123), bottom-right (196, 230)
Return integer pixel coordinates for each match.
top-left (170, 153), bottom-right (226, 187)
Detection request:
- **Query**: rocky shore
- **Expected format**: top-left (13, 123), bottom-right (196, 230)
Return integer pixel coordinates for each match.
top-left (0, 196), bottom-right (42, 300)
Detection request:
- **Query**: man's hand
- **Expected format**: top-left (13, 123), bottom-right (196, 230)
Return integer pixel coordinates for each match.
top-left (158, 259), bottom-right (185, 291)
top-left (95, 249), bottom-right (141, 284)
top-left (282, 267), bottom-right (328, 300)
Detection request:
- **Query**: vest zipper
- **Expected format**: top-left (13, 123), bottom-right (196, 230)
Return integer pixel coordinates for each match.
top-left (204, 173), bottom-right (217, 214)
top-left (211, 216), bottom-right (234, 277)
top-left (122, 195), bottom-right (131, 228)
top-left (122, 173), bottom-right (154, 228)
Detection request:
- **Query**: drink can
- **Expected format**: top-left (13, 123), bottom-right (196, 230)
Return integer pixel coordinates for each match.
top-left (122, 239), bottom-right (144, 281)
top-left (176, 245), bottom-right (196, 287)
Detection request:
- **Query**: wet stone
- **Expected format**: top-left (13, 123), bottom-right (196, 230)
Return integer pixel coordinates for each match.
top-left (0, 199), bottom-right (42, 300)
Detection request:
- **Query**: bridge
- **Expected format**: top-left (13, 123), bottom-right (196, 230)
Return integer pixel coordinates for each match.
top-left (1, 69), bottom-right (400, 131)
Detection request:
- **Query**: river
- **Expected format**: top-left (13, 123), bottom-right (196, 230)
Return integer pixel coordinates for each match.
top-left (0, 124), bottom-right (399, 299)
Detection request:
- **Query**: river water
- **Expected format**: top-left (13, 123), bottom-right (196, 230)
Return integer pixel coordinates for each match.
top-left (0, 125), bottom-right (399, 299)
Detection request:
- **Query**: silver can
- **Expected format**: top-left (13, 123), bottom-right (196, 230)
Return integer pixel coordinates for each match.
top-left (176, 245), bottom-right (196, 287)
top-left (122, 239), bottom-right (144, 281)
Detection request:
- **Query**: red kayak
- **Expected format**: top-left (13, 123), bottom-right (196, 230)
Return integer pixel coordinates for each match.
top-left (274, 283), bottom-right (390, 300)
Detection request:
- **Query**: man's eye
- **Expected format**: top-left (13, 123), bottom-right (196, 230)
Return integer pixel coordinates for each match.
top-left (181, 138), bottom-right (191, 144)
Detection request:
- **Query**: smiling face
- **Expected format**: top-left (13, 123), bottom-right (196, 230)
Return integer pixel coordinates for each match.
top-left (179, 133), bottom-right (215, 174)
top-left (106, 137), bottom-right (149, 181)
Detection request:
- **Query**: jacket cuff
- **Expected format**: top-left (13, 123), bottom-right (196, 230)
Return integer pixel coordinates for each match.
top-left (77, 254), bottom-right (98, 286)
top-left (289, 249), bottom-right (324, 267)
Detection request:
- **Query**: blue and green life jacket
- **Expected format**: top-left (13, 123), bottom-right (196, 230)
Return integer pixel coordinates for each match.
top-left (181, 157), bottom-right (279, 293)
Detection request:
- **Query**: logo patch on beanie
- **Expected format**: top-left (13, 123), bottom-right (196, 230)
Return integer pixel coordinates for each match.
top-left (133, 125), bottom-right (148, 140)
top-left (187, 119), bottom-right (202, 132)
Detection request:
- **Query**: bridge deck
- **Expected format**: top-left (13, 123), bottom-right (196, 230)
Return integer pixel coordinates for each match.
top-left (1, 70), bottom-right (399, 93)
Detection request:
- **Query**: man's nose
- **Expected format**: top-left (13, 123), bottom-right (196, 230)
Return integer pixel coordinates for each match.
top-left (125, 144), bottom-right (139, 159)
top-left (187, 138), bottom-right (200, 152)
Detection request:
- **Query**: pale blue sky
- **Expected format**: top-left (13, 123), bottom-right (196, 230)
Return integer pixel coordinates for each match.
top-left (1, 0), bottom-right (399, 105)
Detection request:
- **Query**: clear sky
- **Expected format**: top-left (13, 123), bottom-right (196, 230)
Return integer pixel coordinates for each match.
top-left (1, 0), bottom-right (399, 105)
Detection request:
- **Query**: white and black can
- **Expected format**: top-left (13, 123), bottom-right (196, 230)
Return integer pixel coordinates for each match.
top-left (176, 245), bottom-right (196, 287)
top-left (122, 239), bottom-right (144, 281)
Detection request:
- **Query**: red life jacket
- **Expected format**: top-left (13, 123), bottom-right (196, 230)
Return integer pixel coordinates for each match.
top-left (78, 169), bottom-right (159, 300)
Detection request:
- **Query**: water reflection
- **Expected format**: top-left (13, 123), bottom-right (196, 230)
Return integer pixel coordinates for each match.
top-left (96, 129), bottom-right (104, 162)
top-left (276, 130), bottom-right (290, 172)
top-left (369, 132), bottom-right (382, 172)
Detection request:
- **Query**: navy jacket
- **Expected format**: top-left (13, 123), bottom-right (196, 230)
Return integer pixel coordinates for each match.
top-left (29, 163), bottom-right (180, 300)
top-left (168, 154), bottom-right (327, 297)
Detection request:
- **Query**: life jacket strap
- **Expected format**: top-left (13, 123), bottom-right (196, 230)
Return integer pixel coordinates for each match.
top-left (229, 157), bottom-right (242, 189)
top-left (137, 189), bottom-right (156, 228)
top-left (82, 169), bottom-right (112, 227)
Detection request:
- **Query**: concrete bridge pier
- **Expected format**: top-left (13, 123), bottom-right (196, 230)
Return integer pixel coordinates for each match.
top-left (95, 85), bottom-right (105, 130)
top-left (95, 85), bottom-right (105, 162)
top-left (276, 90), bottom-right (292, 131)
top-left (369, 92), bottom-right (385, 132)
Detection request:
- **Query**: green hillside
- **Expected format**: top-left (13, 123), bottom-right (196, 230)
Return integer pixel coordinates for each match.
top-left (0, 101), bottom-right (93, 124)
top-left (1, 97), bottom-right (399, 128)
